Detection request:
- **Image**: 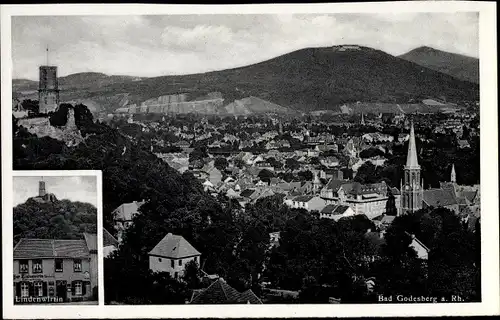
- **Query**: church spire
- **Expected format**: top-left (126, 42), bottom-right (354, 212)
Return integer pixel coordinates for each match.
top-left (405, 121), bottom-right (419, 169)
top-left (361, 113), bottom-right (365, 125)
top-left (451, 163), bottom-right (456, 183)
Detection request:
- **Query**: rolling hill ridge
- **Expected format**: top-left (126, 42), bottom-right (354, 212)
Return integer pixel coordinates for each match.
top-left (398, 46), bottom-right (479, 84)
top-left (13, 45), bottom-right (479, 114)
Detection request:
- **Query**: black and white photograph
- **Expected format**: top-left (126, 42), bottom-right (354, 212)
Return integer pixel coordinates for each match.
top-left (12, 173), bottom-right (100, 305)
top-left (2, 2), bottom-right (498, 318)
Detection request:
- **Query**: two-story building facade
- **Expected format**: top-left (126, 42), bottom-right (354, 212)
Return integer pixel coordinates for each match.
top-left (13, 238), bottom-right (95, 303)
top-left (320, 179), bottom-right (389, 219)
top-left (148, 233), bottom-right (201, 279)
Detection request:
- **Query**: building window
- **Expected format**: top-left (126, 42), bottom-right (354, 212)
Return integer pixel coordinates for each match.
top-left (21, 283), bottom-right (29, 297)
top-left (35, 281), bottom-right (43, 297)
top-left (174, 272), bottom-right (178, 279)
top-left (171, 260), bottom-right (174, 268)
top-left (32, 259), bottom-right (42, 273)
top-left (178, 259), bottom-right (182, 267)
top-left (158, 258), bottom-right (162, 262)
top-left (19, 260), bottom-right (29, 273)
top-left (75, 281), bottom-right (82, 296)
top-left (55, 259), bottom-right (63, 272)
top-left (73, 259), bottom-right (82, 272)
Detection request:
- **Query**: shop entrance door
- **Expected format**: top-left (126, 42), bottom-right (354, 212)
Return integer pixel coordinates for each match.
top-left (56, 280), bottom-right (67, 301)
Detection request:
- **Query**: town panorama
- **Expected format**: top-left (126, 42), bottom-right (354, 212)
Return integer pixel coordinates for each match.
top-left (11, 14), bottom-right (480, 305)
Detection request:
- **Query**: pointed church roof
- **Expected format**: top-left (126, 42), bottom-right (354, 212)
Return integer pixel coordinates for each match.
top-left (451, 164), bottom-right (456, 182)
top-left (405, 121), bottom-right (420, 169)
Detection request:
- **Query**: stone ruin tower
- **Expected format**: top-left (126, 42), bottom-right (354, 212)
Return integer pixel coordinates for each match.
top-left (65, 108), bottom-right (77, 131)
top-left (38, 66), bottom-right (60, 114)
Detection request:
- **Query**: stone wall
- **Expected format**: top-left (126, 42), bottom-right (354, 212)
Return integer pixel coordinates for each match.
top-left (18, 110), bottom-right (84, 147)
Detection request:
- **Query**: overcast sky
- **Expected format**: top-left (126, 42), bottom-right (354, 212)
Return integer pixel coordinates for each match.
top-left (13, 176), bottom-right (98, 207)
top-left (12, 13), bottom-right (478, 80)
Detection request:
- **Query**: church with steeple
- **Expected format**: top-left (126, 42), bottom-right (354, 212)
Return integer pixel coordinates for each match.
top-left (400, 122), bottom-right (423, 214)
top-left (399, 122), bottom-right (480, 224)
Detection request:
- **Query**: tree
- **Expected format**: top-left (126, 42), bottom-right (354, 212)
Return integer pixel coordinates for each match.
top-left (234, 158), bottom-right (245, 169)
top-left (297, 170), bottom-right (313, 181)
top-left (359, 147), bottom-right (385, 159)
top-left (183, 260), bottom-right (202, 289)
top-left (285, 158), bottom-right (300, 171)
top-left (354, 162), bottom-right (383, 184)
top-left (258, 169), bottom-right (275, 183)
top-left (21, 99), bottom-right (39, 114)
top-left (189, 146), bottom-right (208, 164)
top-left (14, 199), bottom-right (97, 243)
top-left (214, 157), bottom-right (228, 171)
top-left (49, 103), bottom-right (73, 127)
top-left (309, 157), bottom-right (320, 165)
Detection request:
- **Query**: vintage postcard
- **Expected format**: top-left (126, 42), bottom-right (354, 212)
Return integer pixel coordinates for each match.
top-left (1, 1), bottom-right (498, 318)
top-left (12, 172), bottom-right (102, 305)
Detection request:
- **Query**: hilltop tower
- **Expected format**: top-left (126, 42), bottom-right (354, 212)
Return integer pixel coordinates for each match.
top-left (451, 164), bottom-right (456, 183)
top-left (38, 48), bottom-right (60, 114)
top-left (39, 180), bottom-right (46, 197)
top-left (401, 121), bottom-right (423, 214)
top-left (361, 113), bottom-right (365, 126)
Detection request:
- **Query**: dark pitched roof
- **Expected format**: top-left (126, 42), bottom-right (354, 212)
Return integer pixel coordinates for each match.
top-left (103, 228), bottom-right (119, 247)
top-left (321, 204), bottom-right (351, 215)
top-left (325, 179), bottom-right (350, 191)
top-left (190, 278), bottom-right (262, 304)
top-left (293, 195), bottom-right (315, 202)
top-left (238, 290), bottom-right (263, 304)
top-left (240, 189), bottom-right (256, 198)
top-left (14, 238), bottom-right (90, 259)
top-left (423, 188), bottom-right (458, 207)
top-left (349, 182), bottom-right (387, 196)
top-left (149, 233), bottom-right (200, 259)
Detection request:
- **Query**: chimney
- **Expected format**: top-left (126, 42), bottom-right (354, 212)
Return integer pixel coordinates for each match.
top-left (39, 180), bottom-right (46, 197)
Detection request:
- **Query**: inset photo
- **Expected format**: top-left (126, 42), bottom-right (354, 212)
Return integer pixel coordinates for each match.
top-left (12, 172), bottom-right (101, 305)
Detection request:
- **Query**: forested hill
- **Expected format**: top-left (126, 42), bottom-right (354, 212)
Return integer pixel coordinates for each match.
top-left (398, 46), bottom-right (479, 84)
top-left (13, 46), bottom-right (479, 113)
top-left (13, 199), bottom-right (97, 243)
